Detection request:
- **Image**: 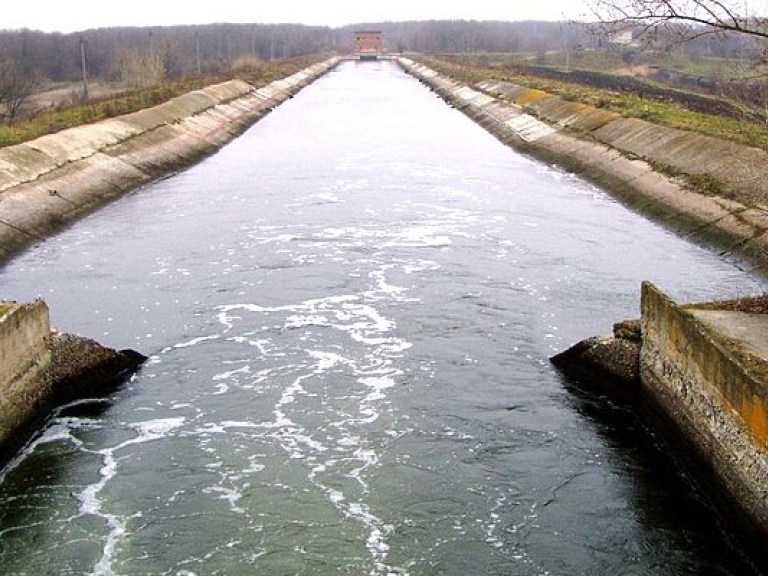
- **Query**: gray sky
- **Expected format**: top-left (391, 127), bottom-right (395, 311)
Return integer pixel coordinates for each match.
top-left (4, 0), bottom-right (594, 32)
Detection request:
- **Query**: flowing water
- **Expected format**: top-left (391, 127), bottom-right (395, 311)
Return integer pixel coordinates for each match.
top-left (0, 60), bottom-right (766, 575)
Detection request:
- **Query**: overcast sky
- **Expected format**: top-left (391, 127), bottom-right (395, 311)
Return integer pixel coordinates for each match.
top-left (4, 0), bottom-right (595, 32)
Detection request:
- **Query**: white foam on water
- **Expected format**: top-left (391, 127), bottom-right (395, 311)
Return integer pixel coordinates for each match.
top-left (344, 502), bottom-right (394, 568)
top-left (382, 226), bottom-right (453, 249)
top-left (219, 421), bottom-right (262, 429)
top-left (75, 417), bottom-right (186, 575)
top-left (337, 436), bottom-right (360, 448)
top-left (359, 376), bottom-right (396, 391)
top-left (286, 314), bottom-right (330, 329)
top-left (204, 486), bottom-right (246, 515)
top-left (402, 259), bottom-right (440, 274)
top-left (191, 422), bottom-right (227, 435)
top-left (172, 335), bottom-right (221, 349)
top-left (0, 417), bottom-right (90, 483)
top-left (312, 192), bottom-right (341, 203)
top-left (484, 494), bottom-right (508, 550)
top-left (365, 268), bottom-right (406, 300)
top-left (308, 350), bottom-right (354, 372)
top-left (211, 261), bottom-right (421, 574)
top-left (328, 489), bottom-right (345, 505)
top-left (316, 227), bottom-right (369, 240)
top-left (212, 365), bottom-right (251, 381)
top-left (348, 448), bottom-right (379, 490)
top-left (227, 336), bottom-right (276, 356)
top-left (256, 234), bottom-right (300, 244)
top-left (129, 417), bottom-right (186, 439)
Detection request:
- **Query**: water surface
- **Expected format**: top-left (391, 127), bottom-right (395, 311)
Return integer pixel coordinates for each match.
top-left (0, 60), bottom-right (765, 575)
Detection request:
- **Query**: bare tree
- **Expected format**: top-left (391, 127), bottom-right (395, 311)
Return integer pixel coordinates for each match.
top-left (588, 1), bottom-right (768, 47)
top-left (588, 1), bottom-right (768, 117)
top-left (0, 59), bottom-right (43, 123)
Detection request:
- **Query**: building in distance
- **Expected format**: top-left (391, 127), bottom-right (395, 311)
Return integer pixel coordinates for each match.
top-left (354, 31), bottom-right (384, 60)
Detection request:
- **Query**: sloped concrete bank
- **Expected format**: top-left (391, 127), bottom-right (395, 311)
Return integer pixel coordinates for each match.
top-left (0, 57), bottom-right (340, 264)
top-left (554, 285), bottom-right (768, 544)
top-left (397, 57), bottom-right (768, 271)
top-left (0, 301), bottom-right (145, 467)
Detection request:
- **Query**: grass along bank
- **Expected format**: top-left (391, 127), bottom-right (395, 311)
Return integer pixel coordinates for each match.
top-left (419, 54), bottom-right (768, 153)
top-left (0, 54), bottom-right (330, 148)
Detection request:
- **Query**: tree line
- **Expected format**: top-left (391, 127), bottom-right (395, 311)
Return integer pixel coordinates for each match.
top-left (2, 7), bottom-right (767, 123)
top-left (0, 21), bottom-right (592, 83)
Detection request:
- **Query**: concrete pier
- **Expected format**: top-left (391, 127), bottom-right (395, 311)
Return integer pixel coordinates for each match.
top-left (641, 283), bottom-right (768, 539)
top-left (0, 301), bottom-right (146, 466)
top-left (554, 284), bottom-right (768, 541)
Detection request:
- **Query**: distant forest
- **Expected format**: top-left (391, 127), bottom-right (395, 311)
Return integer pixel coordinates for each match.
top-left (0, 21), bottom-right (593, 82)
top-left (0, 18), bottom-right (754, 85)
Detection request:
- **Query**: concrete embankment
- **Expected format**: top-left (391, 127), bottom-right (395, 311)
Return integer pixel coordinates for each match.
top-left (554, 284), bottom-right (768, 542)
top-left (0, 301), bottom-right (145, 466)
top-left (397, 57), bottom-right (768, 270)
top-left (0, 57), bottom-right (340, 264)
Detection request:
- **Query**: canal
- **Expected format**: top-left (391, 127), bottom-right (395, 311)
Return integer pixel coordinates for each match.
top-left (0, 60), bottom-right (766, 574)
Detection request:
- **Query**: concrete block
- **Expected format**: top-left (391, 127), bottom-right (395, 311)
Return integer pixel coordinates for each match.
top-left (641, 283), bottom-right (768, 538)
top-left (504, 114), bottom-right (556, 142)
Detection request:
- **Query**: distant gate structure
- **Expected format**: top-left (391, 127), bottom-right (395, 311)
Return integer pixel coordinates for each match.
top-left (354, 30), bottom-right (384, 60)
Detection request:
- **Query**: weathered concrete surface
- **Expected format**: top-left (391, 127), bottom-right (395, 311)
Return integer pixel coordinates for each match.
top-left (553, 285), bottom-right (768, 542)
top-left (691, 310), bottom-right (768, 361)
top-left (0, 301), bottom-right (146, 467)
top-left (0, 301), bottom-right (52, 462)
top-left (0, 58), bottom-right (340, 264)
top-left (641, 283), bottom-right (768, 539)
top-left (479, 78), bottom-right (768, 204)
top-left (398, 58), bottom-right (768, 272)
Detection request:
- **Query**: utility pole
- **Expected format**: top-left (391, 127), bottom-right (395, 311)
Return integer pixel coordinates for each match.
top-left (195, 30), bottom-right (202, 75)
top-left (80, 36), bottom-right (89, 102)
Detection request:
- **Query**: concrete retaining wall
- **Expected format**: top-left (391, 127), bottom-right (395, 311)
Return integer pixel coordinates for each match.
top-left (398, 57), bottom-right (768, 271)
top-left (0, 58), bottom-right (340, 263)
top-left (640, 282), bottom-right (768, 538)
top-left (0, 300), bottom-right (147, 467)
top-left (0, 301), bottom-right (52, 459)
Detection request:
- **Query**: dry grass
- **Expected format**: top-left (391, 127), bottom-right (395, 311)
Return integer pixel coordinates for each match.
top-left (420, 55), bottom-right (768, 152)
top-left (0, 54), bottom-right (329, 149)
